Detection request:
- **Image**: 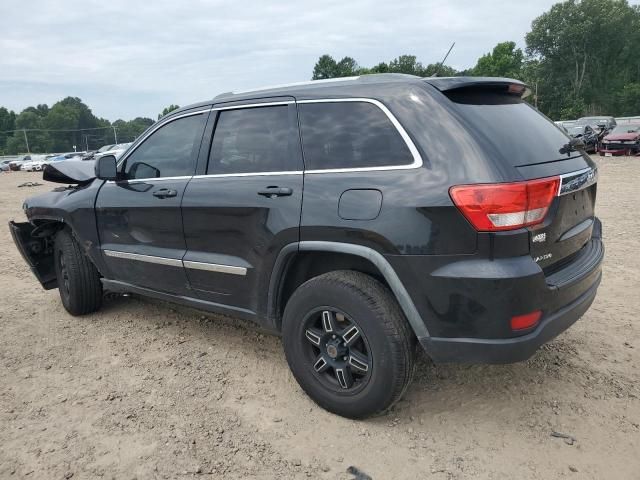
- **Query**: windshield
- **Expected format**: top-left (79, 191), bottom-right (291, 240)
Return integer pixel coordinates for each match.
top-left (568, 126), bottom-right (586, 135)
top-left (611, 124), bottom-right (640, 134)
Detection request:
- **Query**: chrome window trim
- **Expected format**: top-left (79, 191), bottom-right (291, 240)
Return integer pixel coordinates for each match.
top-left (297, 98), bottom-right (423, 174)
top-left (103, 250), bottom-right (183, 268)
top-left (212, 101), bottom-right (294, 111)
top-left (558, 167), bottom-right (597, 196)
top-left (183, 260), bottom-right (247, 276)
top-left (103, 250), bottom-right (247, 276)
top-left (113, 98), bottom-right (422, 180)
top-left (192, 170), bottom-right (302, 179)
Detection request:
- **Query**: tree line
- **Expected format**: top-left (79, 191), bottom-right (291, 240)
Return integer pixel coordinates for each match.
top-left (0, 99), bottom-right (181, 156)
top-left (312, 0), bottom-right (640, 120)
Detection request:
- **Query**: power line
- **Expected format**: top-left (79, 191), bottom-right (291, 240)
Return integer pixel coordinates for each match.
top-left (0, 126), bottom-right (117, 134)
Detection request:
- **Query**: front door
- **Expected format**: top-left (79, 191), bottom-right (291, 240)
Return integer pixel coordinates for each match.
top-left (96, 109), bottom-right (210, 295)
top-left (181, 100), bottom-right (304, 315)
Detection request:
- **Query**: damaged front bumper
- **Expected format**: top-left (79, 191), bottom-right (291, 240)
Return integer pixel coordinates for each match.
top-left (9, 221), bottom-right (58, 289)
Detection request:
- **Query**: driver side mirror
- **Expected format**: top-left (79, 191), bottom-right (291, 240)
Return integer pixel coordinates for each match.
top-left (95, 155), bottom-right (118, 181)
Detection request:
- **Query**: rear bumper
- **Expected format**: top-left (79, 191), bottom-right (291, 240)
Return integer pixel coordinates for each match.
top-left (599, 146), bottom-right (638, 155)
top-left (419, 272), bottom-right (600, 363)
top-left (387, 218), bottom-right (604, 364)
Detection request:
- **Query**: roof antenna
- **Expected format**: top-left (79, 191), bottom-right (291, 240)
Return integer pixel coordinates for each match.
top-left (431, 42), bottom-right (455, 77)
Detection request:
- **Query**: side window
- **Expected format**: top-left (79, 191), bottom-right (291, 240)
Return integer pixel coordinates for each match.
top-left (298, 101), bottom-right (414, 170)
top-left (208, 105), bottom-right (295, 174)
top-left (124, 113), bottom-right (206, 179)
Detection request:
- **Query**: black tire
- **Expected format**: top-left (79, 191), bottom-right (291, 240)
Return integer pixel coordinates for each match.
top-left (54, 229), bottom-right (103, 315)
top-left (282, 270), bottom-right (415, 419)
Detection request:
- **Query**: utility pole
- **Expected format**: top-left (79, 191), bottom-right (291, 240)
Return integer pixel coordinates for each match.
top-left (112, 126), bottom-right (118, 144)
top-left (22, 129), bottom-right (30, 154)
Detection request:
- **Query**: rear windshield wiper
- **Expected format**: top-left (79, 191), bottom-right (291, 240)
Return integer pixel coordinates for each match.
top-left (559, 137), bottom-right (584, 155)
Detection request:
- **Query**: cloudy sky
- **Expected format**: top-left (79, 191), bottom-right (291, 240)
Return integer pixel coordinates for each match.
top-left (1, 0), bottom-right (562, 121)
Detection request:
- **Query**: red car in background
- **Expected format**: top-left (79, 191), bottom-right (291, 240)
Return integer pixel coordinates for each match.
top-left (600, 124), bottom-right (640, 156)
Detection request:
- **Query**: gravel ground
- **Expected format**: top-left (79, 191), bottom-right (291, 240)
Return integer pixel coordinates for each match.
top-left (0, 156), bottom-right (639, 479)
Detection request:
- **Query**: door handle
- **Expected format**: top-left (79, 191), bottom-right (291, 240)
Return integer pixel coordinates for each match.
top-left (257, 186), bottom-right (293, 198)
top-left (152, 188), bottom-right (178, 198)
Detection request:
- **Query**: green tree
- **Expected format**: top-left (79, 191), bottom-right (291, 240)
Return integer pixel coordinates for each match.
top-left (9, 110), bottom-right (52, 153)
top-left (312, 55), bottom-right (360, 79)
top-left (312, 55), bottom-right (339, 79)
top-left (0, 107), bottom-right (16, 154)
top-left (158, 104), bottom-right (180, 119)
top-left (616, 83), bottom-right (640, 116)
top-left (472, 41), bottom-right (524, 78)
top-left (526, 0), bottom-right (640, 118)
top-left (312, 54), bottom-right (460, 79)
top-left (387, 55), bottom-right (424, 75)
top-left (112, 117), bottom-right (154, 143)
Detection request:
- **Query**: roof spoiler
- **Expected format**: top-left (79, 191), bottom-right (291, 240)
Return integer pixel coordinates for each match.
top-left (423, 77), bottom-right (531, 98)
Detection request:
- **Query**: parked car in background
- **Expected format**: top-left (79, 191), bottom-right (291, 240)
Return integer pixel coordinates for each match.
top-left (9, 155), bottom-right (31, 171)
top-left (94, 143), bottom-right (132, 160)
top-left (576, 116), bottom-right (616, 132)
top-left (83, 144), bottom-right (115, 160)
top-left (20, 155), bottom-right (50, 172)
top-left (1, 160), bottom-right (13, 171)
top-left (47, 152), bottom-right (86, 163)
top-left (567, 124), bottom-right (599, 153)
top-left (554, 121), bottom-right (569, 134)
top-left (556, 120), bottom-right (576, 131)
top-left (600, 123), bottom-right (640, 156)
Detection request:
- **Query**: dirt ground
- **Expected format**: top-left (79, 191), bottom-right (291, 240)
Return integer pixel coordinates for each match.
top-left (0, 156), bottom-right (638, 480)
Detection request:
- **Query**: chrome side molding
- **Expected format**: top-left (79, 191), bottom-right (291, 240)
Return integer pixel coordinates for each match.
top-left (183, 260), bottom-right (247, 276)
top-left (103, 250), bottom-right (247, 276)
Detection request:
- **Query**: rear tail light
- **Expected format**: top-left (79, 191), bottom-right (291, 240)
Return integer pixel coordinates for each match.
top-left (449, 176), bottom-right (560, 231)
top-left (510, 311), bottom-right (542, 331)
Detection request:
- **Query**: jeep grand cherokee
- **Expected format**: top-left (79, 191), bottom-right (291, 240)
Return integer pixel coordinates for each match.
top-left (10, 74), bottom-right (603, 418)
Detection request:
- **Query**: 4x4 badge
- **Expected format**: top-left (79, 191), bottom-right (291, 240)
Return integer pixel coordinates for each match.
top-left (532, 232), bottom-right (546, 243)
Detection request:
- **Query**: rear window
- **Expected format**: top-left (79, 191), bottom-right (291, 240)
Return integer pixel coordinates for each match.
top-left (298, 101), bottom-right (414, 170)
top-left (446, 91), bottom-right (579, 166)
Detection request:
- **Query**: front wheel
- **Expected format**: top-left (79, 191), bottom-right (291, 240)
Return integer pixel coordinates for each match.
top-left (282, 270), bottom-right (415, 418)
top-left (54, 229), bottom-right (103, 315)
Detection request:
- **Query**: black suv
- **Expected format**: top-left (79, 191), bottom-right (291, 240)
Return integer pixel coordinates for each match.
top-left (10, 74), bottom-right (603, 418)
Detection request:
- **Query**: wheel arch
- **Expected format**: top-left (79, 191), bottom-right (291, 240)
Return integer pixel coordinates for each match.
top-left (267, 241), bottom-right (429, 339)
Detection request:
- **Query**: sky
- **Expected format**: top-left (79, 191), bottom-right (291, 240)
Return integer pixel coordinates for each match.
top-left (0, 0), bottom-right (563, 121)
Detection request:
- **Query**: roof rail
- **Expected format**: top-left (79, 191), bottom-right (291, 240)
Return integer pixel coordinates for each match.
top-left (231, 76), bottom-right (360, 95)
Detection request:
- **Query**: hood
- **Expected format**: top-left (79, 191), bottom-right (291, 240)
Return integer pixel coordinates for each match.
top-left (43, 159), bottom-right (96, 184)
top-left (604, 132), bottom-right (640, 141)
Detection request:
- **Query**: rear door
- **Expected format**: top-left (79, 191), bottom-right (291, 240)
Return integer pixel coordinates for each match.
top-left (181, 99), bottom-right (303, 314)
top-left (96, 108), bottom-right (210, 295)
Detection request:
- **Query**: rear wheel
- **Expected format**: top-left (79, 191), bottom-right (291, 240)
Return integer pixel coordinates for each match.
top-left (54, 229), bottom-right (103, 315)
top-left (282, 270), bottom-right (415, 418)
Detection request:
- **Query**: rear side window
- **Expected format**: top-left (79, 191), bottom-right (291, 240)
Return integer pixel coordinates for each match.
top-left (445, 90), bottom-right (579, 166)
top-left (208, 106), bottom-right (296, 174)
top-left (298, 101), bottom-right (414, 170)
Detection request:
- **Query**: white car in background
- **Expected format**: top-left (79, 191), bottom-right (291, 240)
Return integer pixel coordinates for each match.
top-left (94, 142), bottom-right (132, 160)
top-left (20, 155), bottom-right (49, 172)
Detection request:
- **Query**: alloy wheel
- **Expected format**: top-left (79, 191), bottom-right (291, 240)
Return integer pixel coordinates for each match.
top-left (302, 308), bottom-right (372, 392)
